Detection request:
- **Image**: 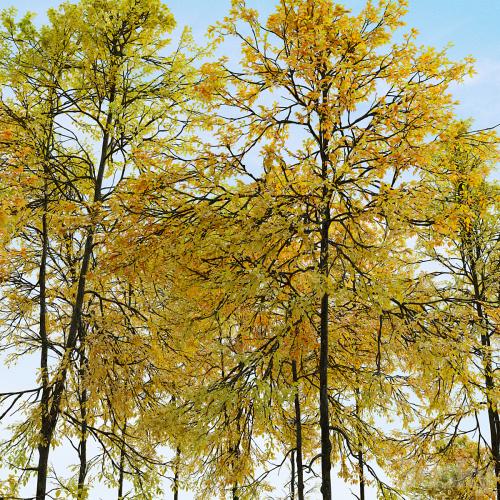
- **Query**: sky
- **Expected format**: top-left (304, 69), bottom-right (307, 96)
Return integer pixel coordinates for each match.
top-left (6, 0), bottom-right (500, 130)
top-left (0, 0), bottom-right (499, 499)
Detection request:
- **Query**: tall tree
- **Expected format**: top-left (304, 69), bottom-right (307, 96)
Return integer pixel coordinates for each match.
top-left (201, 0), bottom-right (472, 496)
top-left (0, 9), bottom-right (77, 496)
top-left (410, 124), bottom-right (499, 499)
top-left (0, 0), bottom-right (197, 497)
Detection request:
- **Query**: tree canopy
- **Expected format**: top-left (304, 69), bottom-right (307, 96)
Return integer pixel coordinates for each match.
top-left (0, 1), bottom-right (498, 499)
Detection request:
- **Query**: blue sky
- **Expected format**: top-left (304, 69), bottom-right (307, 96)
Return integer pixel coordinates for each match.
top-left (5, 0), bottom-right (500, 129)
top-left (0, 0), bottom-right (498, 498)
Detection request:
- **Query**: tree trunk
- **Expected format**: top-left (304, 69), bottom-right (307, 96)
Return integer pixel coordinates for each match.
top-left (357, 450), bottom-right (365, 500)
top-left (468, 254), bottom-right (500, 500)
top-left (319, 168), bottom-right (332, 499)
top-left (473, 287), bottom-right (499, 499)
top-left (354, 389), bottom-right (365, 500)
top-left (292, 360), bottom-right (305, 500)
top-left (77, 329), bottom-right (88, 500)
top-left (36, 175), bottom-right (51, 500)
top-left (173, 446), bottom-right (180, 500)
top-left (319, 290), bottom-right (332, 500)
top-left (232, 484), bottom-right (239, 500)
top-left (118, 421), bottom-right (127, 500)
top-left (291, 449), bottom-right (295, 500)
top-left (36, 443), bottom-right (50, 500)
top-left (77, 401), bottom-right (88, 499)
top-left (478, 323), bottom-right (499, 500)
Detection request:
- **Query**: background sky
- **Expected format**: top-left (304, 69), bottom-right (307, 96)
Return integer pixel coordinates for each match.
top-left (0, 0), bottom-right (499, 499)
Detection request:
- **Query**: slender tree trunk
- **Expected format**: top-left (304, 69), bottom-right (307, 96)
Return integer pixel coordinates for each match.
top-left (77, 393), bottom-right (88, 499)
top-left (292, 360), bottom-right (305, 500)
top-left (486, 384), bottom-right (500, 500)
top-left (357, 449), bottom-right (365, 500)
top-left (478, 325), bottom-right (499, 500)
top-left (35, 79), bottom-right (58, 498)
top-left (319, 137), bottom-right (332, 499)
top-left (471, 276), bottom-right (499, 500)
top-left (77, 329), bottom-right (88, 500)
top-left (232, 416), bottom-right (241, 500)
top-left (354, 391), bottom-right (365, 500)
top-left (291, 449), bottom-right (295, 500)
top-left (36, 444), bottom-right (50, 500)
top-left (118, 421), bottom-right (127, 500)
top-left (353, 388), bottom-right (365, 500)
top-left (319, 289), bottom-right (331, 500)
top-left (173, 446), bottom-right (180, 500)
top-left (36, 164), bottom-right (51, 500)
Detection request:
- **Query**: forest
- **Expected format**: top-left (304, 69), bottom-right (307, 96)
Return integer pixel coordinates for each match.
top-left (0, 0), bottom-right (498, 498)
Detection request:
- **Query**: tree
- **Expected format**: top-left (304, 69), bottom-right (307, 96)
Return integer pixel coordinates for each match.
top-left (402, 436), bottom-right (495, 499)
top-left (198, 0), bottom-right (472, 497)
top-left (0, 8), bottom-right (77, 496)
top-left (405, 123), bottom-right (499, 499)
top-left (0, 0), bottom-right (197, 497)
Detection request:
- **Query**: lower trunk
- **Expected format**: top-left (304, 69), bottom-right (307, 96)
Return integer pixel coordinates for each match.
top-left (36, 443), bottom-right (50, 500)
top-left (118, 422), bottom-right (127, 500)
top-left (36, 210), bottom-right (50, 500)
top-left (173, 446), bottom-right (180, 500)
top-left (77, 388), bottom-right (88, 499)
top-left (292, 360), bottom-right (305, 500)
top-left (355, 389), bottom-right (365, 500)
top-left (291, 449), bottom-right (295, 500)
top-left (319, 291), bottom-right (332, 500)
top-left (77, 416), bottom-right (87, 500)
top-left (77, 337), bottom-right (88, 499)
top-left (358, 450), bottom-right (365, 500)
top-left (483, 350), bottom-right (500, 500)
top-left (319, 174), bottom-right (332, 499)
top-left (473, 291), bottom-right (499, 500)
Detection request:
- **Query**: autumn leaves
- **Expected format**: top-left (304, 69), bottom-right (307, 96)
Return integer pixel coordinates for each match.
top-left (0, 0), bottom-right (498, 499)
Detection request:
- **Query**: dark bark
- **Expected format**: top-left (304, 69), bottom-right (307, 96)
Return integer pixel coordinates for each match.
top-left (357, 450), bottom-right (365, 500)
top-left (77, 328), bottom-right (88, 500)
top-left (292, 360), bottom-right (305, 500)
top-left (173, 446), bottom-right (180, 500)
top-left (319, 149), bottom-right (332, 500)
top-left (479, 331), bottom-right (499, 500)
top-left (77, 401), bottom-right (88, 499)
top-left (319, 289), bottom-right (332, 500)
top-left (117, 450), bottom-right (125, 499)
top-left (35, 444), bottom-right (50, 500)
top-left (118, 421), bottom-right (127, 500)
top-left (355, 391), bottom-right (365, 500)
top-left (36, 155), bottom-right (51, 500)
top-left (291, 449), bottom-right (295, 500)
